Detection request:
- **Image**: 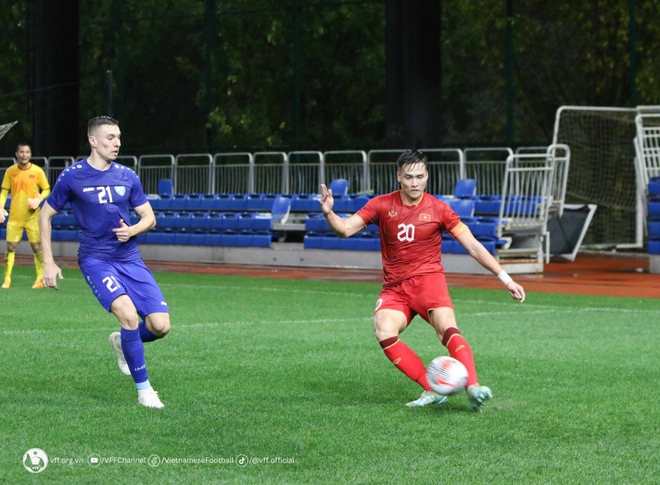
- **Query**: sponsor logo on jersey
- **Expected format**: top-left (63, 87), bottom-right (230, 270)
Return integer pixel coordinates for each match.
top-left (388, 211), bottom-right (397, 218)
top-left (419, 213), bottom-right (431, 222)
top-left (83, 187), bottom-right (94, 192)
top-left (114, 186), bottom-right (126, 196)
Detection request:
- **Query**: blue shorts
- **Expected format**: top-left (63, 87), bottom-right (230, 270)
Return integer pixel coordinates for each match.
top-left (78, 258), bottom-right (168, 319)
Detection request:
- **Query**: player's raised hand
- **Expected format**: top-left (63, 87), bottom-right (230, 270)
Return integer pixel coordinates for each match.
top-left (113, 219), bottom-right (131, 242)
top-left (319, 184), bottom-right (334, 215)
top-left (43, 262), bottom-right (64, 290)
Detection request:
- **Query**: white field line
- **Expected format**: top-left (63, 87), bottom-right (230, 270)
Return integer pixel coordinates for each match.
top-left (2, 304), bottom-right (656, 337)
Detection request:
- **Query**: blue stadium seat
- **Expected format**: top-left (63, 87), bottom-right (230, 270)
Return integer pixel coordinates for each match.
top-left (196, 194), bottom-right (219, 210)
top-left (206, 212), bottom-right (224, 230)
top-left (648, 198), bottom-right (660, 217)
top-left (246, 193), bottom-right (266, 211)
top-left (252, 214), bottom-right (273, 230)
top-left (454, 178), bottom-right (477, 198)
top-left (648, 220), bottom-right (660, 237)
top-left (332, 195), bottom-right (350, 212)
top-left (305, 213), bottom-right (328, 232)
top-left (329, 178), bottom-right (349, 196)
top-left (173, 212), bottom-right (192, 229)
top-left (271, 196), bottom-right (292, 223)
top-left (292, 194), bottom-right (321, 212)
top-left (156, 211), bottom-right (177, 229)
top-left (649, 239), bottom-right (660, 254)
top-left (189, 230), bottom-right (207, 246)
top-left (238, 213), bottom-right (256, 230)
top-left (355, 233), bottom-right (380, 251)
top-left (222, 213), bottom-right (240, 230)
top-left (230, 194), bottom-right (248, 211)
top-left (222, 230), bottom-right (239, 246)
top-left (475, 195), bottom-right (501, 215)
top-left (157, 179), bottom-right (173, 197)
top-left (649, 176), bottom-right (660, 196)
top-left (471, 217), bottom-right (498, 237)
top-left (169, 194), bottom-right (187, 210)
top-left (350, 194), bottom-right (372, 212)
top-left (321, 233), bottom-right (341, 249)
top-left (212, 194), bottom-right (233, 211)
top-left (190, 212), bottom-right (210, 230)
top-left (252, 231), bottom-right (272, 248)
top-left (303, 231), bottom-right (325, 249)
top-left (184, 193), bottom-right (204, 210)
top-left (449, 198), bottom-right (475, 218)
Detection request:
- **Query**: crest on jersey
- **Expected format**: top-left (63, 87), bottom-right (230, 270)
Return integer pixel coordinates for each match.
top-left (114, 186), bottom-right (126, 196)
top-left (388, 211), bottom-right (397, 218)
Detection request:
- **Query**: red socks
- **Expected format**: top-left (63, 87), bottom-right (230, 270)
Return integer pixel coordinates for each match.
top-left (379, 328), bottom-right (478, 390)
top-left (442, 327), bottom-right (478, 387)
top-left (379, 337), bottom-right (430, 390)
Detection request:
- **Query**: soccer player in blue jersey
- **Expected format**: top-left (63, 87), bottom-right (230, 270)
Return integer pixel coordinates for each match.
top-left (38, 116), bottom-right (170, 409)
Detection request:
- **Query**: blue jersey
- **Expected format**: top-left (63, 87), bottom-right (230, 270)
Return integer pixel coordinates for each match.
top-left (47, 159), bottom-right (149, 262)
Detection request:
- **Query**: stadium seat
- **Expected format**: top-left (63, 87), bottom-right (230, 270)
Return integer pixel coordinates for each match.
top-left (329, 178), bottom-right (349, 196)
top-left (292, 194), bottom-right (321, 212)
top-left (157, 179), bottom-right (173, 197)
top-left (649, 176), bottom-right (660, 196)
top-left (475, 195), bottom-right (502, 215)
top-left (454, 178), bottom-right (477, 198)
top-left (246, 193), bottom-right (266, 211)
top-left (271, 196), bottom-right (291, 224)
top-left (303, 231), bottom-right (325, 249)
top-left (449, 198), bottom-right (475, 218)
top-left (230, 194), bottom-right (248, 211)
top-left (350, 194), bottom-right (371, 211)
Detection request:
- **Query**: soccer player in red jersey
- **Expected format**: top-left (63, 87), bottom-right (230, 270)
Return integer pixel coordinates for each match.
top-left (319, 149), bottom-right (526, 409)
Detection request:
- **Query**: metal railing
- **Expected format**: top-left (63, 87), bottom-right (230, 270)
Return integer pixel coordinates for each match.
top-left (35, 147), bottom-right (572, 206)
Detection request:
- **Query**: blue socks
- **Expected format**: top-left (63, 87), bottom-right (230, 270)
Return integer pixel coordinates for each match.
top-left (138, 321), bottom-right (159, 343)
top-left (120, 328), bottom-right (149, 387)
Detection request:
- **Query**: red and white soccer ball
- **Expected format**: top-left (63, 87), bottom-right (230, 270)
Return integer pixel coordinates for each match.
top-left (426, 356), bottom-right (468, 396)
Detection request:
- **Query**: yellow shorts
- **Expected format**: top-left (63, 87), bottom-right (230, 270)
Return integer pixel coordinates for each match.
top-left (6, 217), bottom-right (40, 243)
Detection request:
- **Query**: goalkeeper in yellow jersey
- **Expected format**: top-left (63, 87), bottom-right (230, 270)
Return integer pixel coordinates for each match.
top-left (0, 144), bottom-right (51, 289)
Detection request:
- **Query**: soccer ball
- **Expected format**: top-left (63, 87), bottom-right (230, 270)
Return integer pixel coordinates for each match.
top-left (426, 356), bottom-right (468, 396)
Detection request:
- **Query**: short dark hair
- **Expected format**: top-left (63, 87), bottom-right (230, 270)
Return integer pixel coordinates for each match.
top-left (15, 143), bottom-right (31, 152)
top-left (397, 149), bottom-right (428, 171)
top-left (88, 115), bottom-right (119, 136)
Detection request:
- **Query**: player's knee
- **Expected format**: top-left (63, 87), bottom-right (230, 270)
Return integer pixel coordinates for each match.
top-left (149, 316), bottom-right (170, 337)
top-left (373, 316), bottom-right (401, 341)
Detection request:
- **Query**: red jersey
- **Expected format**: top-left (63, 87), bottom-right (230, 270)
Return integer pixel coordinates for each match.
top-left (357, 191), bottom-right (463, 288)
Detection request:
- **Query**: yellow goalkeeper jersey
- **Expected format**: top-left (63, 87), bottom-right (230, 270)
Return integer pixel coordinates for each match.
top-left (1, 163), bottom-right (50, 221)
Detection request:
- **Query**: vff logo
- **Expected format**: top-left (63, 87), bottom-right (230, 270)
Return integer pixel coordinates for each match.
top-left (23, 448), bottom-right (48, 473)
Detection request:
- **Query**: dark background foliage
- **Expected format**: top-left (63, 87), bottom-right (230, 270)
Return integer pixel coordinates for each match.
top-left (0, 0), bottom-right (657, 156)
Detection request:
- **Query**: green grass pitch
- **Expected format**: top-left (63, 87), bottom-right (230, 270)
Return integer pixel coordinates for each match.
top-left (1, 264), bottom-right (659, 484)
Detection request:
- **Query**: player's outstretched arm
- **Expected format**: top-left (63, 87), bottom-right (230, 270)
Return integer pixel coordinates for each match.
top-left (319, 184), bottom-right (365, 238)
top-left (455, 228), bottom-right (526, 303)
top-left (38, 201), bottom-right (64, 289)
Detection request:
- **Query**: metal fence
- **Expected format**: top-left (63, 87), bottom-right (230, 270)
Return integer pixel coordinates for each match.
top-left (24, 147), bottom-right (568, 201)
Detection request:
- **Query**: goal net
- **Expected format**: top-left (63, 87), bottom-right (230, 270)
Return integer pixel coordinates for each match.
top-left (0, 121), bottom-right (17, 142)
top-left (552, 107), bottom-right (639, 249)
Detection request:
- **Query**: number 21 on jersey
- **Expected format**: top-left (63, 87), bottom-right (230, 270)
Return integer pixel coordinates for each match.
top-left (97, 186), bottom-right (114, 204)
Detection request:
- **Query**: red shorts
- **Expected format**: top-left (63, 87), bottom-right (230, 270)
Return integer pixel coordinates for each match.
top-left (374, 273), bottom-right (453, 324)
